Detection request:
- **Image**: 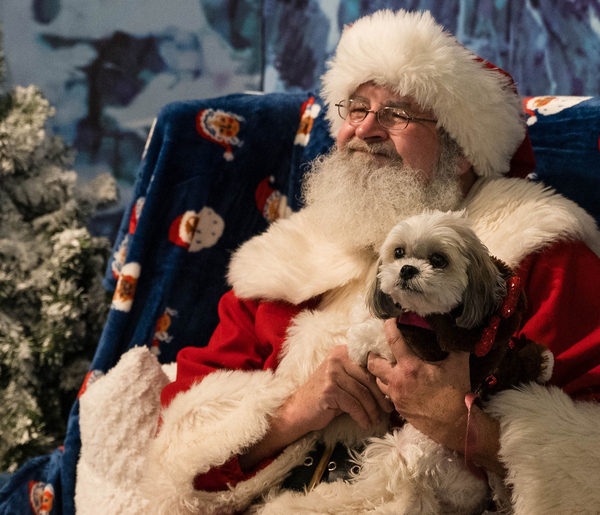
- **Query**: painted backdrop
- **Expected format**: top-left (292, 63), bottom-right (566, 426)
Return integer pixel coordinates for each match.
top-left (2, 0), bottom-right (600, 213)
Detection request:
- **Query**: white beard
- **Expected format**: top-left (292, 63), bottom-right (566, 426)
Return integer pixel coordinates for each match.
top-left (301, 140), bottom-right (464, 251)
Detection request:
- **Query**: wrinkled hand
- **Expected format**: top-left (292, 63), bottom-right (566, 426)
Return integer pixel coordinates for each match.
top-left (239, 344), bottom-right (395, 472)
top-left (367, 319), bottom-right (472, 452)
top-left (367, 320), bottom-right (505, 475)
top-left (281, 345), bottom-right (395, 434)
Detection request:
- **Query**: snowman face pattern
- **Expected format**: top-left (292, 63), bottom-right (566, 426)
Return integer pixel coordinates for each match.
top-left (169, 207), bottom-right (225, 252)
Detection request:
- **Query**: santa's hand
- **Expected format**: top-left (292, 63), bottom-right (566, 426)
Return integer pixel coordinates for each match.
top-left (239, 344), bottom-right (394, 473)
top-left (282, 345), bottom-right (394, 434)
top-left (367, 320), bottom-right (504, 475)
top-left (367, 319), bottom-right (472, 450)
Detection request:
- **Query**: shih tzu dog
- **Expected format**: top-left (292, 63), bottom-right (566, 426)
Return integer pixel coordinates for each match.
top-left (259, 211), bottom-right (551, 515)
top-left (351, 209), bottom-right (551, 398)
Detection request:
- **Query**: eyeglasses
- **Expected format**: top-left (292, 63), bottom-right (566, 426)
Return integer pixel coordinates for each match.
top-left (335, 100), bottom-right (437, 130)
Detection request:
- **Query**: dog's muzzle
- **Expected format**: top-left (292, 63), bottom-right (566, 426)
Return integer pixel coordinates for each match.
top-left (400, 265), bottom-right (419, 280)
top-left (397, 265), bottom-right (422, 292)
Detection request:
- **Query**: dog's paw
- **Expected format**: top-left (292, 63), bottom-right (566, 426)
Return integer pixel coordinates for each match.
top-left (346, 319), bottom-right (394, 365)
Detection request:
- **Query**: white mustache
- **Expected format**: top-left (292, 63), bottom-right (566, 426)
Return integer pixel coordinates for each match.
top-left (344, 140), bottom-right (403, 163)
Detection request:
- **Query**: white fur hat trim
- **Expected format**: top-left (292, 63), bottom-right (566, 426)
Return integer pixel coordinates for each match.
top-left (321, 9), bottom-right (526, 177)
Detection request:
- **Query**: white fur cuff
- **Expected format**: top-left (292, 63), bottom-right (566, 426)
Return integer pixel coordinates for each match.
top-left (76, 346), bottom-right (170, 515)
top-left (486, 383), bottom-right (600, 515)
top-left (143, 369), bottom-right (307, 514)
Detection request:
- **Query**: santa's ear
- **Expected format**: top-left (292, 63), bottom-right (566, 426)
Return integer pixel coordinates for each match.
top-left (367, 262), bottom-right (401, 320)
top-left (455, 238), bottom-right (505, 329)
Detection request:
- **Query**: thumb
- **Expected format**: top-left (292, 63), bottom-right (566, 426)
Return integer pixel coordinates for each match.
top-left (383, 318), bottom-right (415, 361)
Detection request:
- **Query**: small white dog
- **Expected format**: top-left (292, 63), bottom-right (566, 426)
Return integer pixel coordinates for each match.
top-left (257, 211), bottom-right (549, 515)
top-left (374, 210), bottom-right (505, 328)
top-left (350, 209), bottom-right (509, 366)
top-left (353, 210), bottom-right (548, 394)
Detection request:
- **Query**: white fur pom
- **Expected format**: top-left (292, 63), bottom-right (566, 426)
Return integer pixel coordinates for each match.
top-left (487, 383), bottom-right (600, 515)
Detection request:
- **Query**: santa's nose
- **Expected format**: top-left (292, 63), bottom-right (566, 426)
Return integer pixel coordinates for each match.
top-left (400, 265), bottom-right (419, 280)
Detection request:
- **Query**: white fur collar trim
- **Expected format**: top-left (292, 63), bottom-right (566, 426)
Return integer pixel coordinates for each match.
top-left (227, 209), bottom-right (375, 304)
top-left (228, 178), bottom-right (600, 302)
top-left (465, 178), bottom-right (600, 267)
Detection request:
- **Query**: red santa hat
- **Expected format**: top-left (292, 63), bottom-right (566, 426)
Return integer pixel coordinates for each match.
top-left (321, 10), bottom-right (535, 178)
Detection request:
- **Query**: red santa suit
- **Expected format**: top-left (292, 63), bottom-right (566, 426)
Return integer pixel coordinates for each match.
top-left (147, 176), bottom-right (600, 515)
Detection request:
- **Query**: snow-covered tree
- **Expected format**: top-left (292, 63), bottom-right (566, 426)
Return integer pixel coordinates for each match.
top-left (0, 25), bottom-right (118, 472)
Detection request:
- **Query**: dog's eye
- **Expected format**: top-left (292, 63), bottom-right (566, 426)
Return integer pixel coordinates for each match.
top-left (430, 253), bottom-right (448, 269)
top-left (394, 247), bottom-right (405, 259)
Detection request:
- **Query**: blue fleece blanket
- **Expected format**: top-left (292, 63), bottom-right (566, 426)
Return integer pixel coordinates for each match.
top-left (1, 92), bottom-right (599, 515)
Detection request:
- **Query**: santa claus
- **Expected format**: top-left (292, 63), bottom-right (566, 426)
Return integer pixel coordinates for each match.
top-left (145, 9), bottom-right (600, 515)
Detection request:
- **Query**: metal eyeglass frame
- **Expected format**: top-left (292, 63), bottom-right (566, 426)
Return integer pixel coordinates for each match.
top-left (335, 100), bottom-right (437, 130)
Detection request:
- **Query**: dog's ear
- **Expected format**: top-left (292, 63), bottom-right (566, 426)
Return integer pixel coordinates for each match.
top-left (455, 238), bottom-right (506, 329)
top-left (367, 262), bottom-right (401, 320)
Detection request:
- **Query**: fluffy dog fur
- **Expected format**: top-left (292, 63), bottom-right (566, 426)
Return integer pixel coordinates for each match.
top-left (254, 211), bottom-right (552, 515)
top-left (255, 424), bottom-right (489, 515)
top-left (363, 210), bottom-right (551, 398)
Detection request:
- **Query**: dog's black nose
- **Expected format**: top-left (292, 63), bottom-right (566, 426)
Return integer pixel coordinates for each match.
top-left (400, 265), bottom-right (419, 280)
